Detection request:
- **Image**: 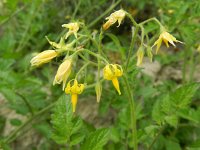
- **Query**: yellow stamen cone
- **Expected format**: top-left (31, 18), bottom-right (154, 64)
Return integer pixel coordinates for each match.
top-left (112, 77), bottom-right (121, 95)
top-left (71, 94), bottom-right (78, 113)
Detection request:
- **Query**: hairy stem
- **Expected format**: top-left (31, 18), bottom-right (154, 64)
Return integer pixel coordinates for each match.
top-left (88, 0), bottom-right (122, 28)
top-left (123, 75), bottom-right (138, 150)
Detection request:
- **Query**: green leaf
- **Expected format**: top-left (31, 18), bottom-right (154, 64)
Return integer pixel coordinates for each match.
top-left (81, 128), bottom-right (110, 150)
top-left (10, 118), bottom-right (22, 126)
top-left (177, 108), bottom-right (199, 123)
top-left (70, 133), bottom-right (85, 146)
top-left (170, 83), bottom-right (199, 108)
top-left (165, 115), bottom-right (178, 128)
top-left (189, 139), bottom-right (200, 148)
top-left (144, 125), bottom-right (159, 138)
top-left (51, 94), bottom-right (84, 144)
top-left (152, 99), bottom-right (165, 125)
top-left (165, 140), bottom-right (181, 150)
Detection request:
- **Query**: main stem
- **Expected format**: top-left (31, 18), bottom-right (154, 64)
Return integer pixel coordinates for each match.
top-left (125, 25), bottom-right (139, 71)
top-left (124, 13), bottom-right (139, 150)
top-left (123, 75), bottom-right (138, 150)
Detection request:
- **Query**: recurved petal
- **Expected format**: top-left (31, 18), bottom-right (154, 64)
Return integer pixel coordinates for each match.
top-left (103, 65), bottom-right (114, 80)
top-left (65, 82), bottom-right (71, 94)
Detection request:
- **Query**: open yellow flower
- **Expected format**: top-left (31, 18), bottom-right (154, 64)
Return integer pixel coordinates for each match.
top-left (62, 22), bottom-right (79, 39)
top-left (103, 9), bottom-right (126, 30)
top-left (30, 50), bottom-right (58, 67)
top-left (65, 79), bottom-right (84, 112)
top-left (103, 64), bottom-right (123, 95)
top-left (53, 58), bottom-right (72, 90)
top-left (153, 31), bottom-right (182, 54)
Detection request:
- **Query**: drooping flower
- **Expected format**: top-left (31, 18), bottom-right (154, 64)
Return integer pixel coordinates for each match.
top-left (65, 79), bottom-right (84, 112)
top-left (153, 31), bottom-right (182, 54)
top-left (103, 9), bottom-right (126, 30)
top-left (53, 57), bottom-right (72, 90)
top-left (30, 50), bottom-right (58, 67)
top-left (136, 47), bottom-right (144, 66)
top-left (103, 64), bottom-right (123, 95)
top-left (62, 22), bottom-right (79, 39)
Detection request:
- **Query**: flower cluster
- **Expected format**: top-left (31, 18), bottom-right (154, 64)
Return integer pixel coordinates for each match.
top-left (30, 9), bottom-right (182, 113)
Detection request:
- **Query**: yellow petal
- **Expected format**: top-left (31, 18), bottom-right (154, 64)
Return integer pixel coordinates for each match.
top-left (112, 77), bottom-right (121, 95)
top-left (65, 82), bottom-right (71, 94)
top-left (103, 64), bottom-right (114, 80)
top-left (71, 94), bottom-right (78, 113)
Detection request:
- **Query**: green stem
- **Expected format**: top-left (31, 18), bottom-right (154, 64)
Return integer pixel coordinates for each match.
top-left (15, 92), bottom-right (34, 116)
top-left (125, 25), bottom-right (139, 71)
top-left (189, 48), bottom-right (195, 82)
top-left (75, 62), bottom-right (90, 79)
top-left (79, 49), bottom-right (109, 64)
top-left (123, 75), bottom-right (138, 150)
top-left (72, 0), bottom-right (82, 19)
top-left (139, 17), bottom-right (163, 28)
top-left (88, 0), bottom-right (122, 28)
top-left (148, 126), bottom-right (165, 150)
top-left (5, 101), bottom-right (56, 143)
top-left (78, 53), bottom-right (98, 66)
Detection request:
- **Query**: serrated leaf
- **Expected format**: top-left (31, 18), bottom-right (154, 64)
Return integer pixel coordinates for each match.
top-left (177, 108), bottom-right (199, 123)
top-left (51, 94), bottom-right (84, 144)
top-left (81, 128), bottom-right (110, 150)
top-left (144, 125), bottom-right (159, 137)
top-left (170, 84), bottom-right (199, 108)
top-left (152, 99), bottom-right (165, 125)
top-left (70, 133), bottom-right (85, 146)
top-left (165, 115), bottom-right (178, 128)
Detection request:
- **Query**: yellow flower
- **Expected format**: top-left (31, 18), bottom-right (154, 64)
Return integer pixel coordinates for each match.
top-left (153, 31), bottom-right (182, 54)
top-left (30, 50), bottom-right (58, 67)
top-left (46, 37), bottom-right (75, 50)
top-left (136, 47), bottom-right (144, 66)
top-left (95, 82), bottom-right (102, 103)
top-left (103, 9), bottom-right (126, 30)
top-left (53, 58), bottom-right (72, 90)
top-left (62, 22), bottom-right (79, 39)
top-left (103, 64), bottom-right (123, 95)
top-left (65, 79), bottom-right (84, 112)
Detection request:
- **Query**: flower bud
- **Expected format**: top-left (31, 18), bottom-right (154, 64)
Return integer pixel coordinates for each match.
top-left (30, 50), bottom-right (58, 67)
top-left (136, 47), bottom-right (144, 66)
top-left (53, 57), bottom-right (72, 90)
top-left (95, 82), bottom-right (102, 103)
